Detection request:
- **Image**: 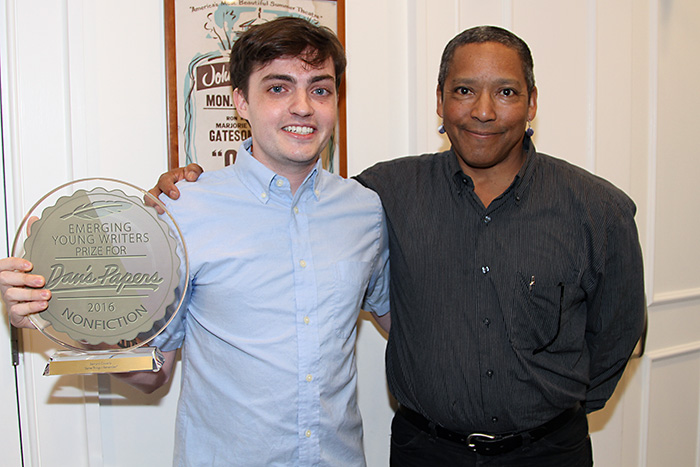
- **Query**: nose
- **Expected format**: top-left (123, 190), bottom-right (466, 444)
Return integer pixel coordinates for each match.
top-left (471, 92), bottom-right (496, 122)
top-left (290, 90), bottom-right (313, 117)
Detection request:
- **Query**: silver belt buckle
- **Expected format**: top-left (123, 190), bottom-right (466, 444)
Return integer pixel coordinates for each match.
top-left (466, 432), bottom-right (496, 450)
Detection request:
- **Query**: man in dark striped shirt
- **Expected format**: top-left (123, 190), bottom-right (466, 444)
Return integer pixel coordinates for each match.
top-left (355, 26), bottom-right (645, 466)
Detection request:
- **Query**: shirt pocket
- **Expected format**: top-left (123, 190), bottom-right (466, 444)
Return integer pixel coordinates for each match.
top-left (504, 272), bottom-right (585, 353)
top-left (331, 261), bottom-right (371, 338)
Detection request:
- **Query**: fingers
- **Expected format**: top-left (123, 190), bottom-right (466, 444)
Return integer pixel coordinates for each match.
top-left (0, 260), bottom-right (44, 292)
top-left (156, 171), bottom-right (183, 201)
top-left (1, 275), bottom-right (47, 303)
top-left (145, 170), bottom-right (184, 214)
top-left (146, 164), bottom-right (205, 214)
top-left (8, 300), bottom-right (47, 328)
top-left (158, 163), bottom-right (203, 198)
top-left (184, 163), bottom-right (204, 181)
top-left (0, 257), bottom-right (33, 276)
top-left (7, 291), bottom-right (50, 313)
top-left (27, 216), bottom-right (39, 236)
top-left (145, 186), bottom-right (166, 214)
top-left (0, 258), bottom-right (49, 329)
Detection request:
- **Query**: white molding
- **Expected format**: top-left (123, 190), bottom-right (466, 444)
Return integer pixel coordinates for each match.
top-left (0, 2), bottom-right (24, 464)
top-left (645, 341), bottom-right (700, 362)
top-left (639, 355), bottom-right (651, 467)
top-left (639, 354), bottom-right (652, 467)
top-left (500, 0), bottom-right (512, 29)
top-left (406, 0), bottom-right (422, 155)
top-left (650, 288), bottom-right (700, 307)
top-left (65, 0), bottom-right (88, 179)
top-left (2, 1), bottom-right (30, 465)
top-left (586, 0), bottom-right (597, 173)
top-left (83, 375), bottom-right (104, 467)
top-left (4, 0), bottom-right (23, 231)
top-left (21, 332), bottom-right (42, 466)
top-left (697, 370), bottom-right (700, 467)
top-left (644, 0), bottom-right (659, 310)
top-left (640, 341), bottom-right (700, 466)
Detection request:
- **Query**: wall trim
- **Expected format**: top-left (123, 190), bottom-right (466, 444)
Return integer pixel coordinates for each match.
top-left (644, 0), bottom-right (659, 310)
top-left (650, 288), bottom-right (700, 307)
top-left (640, 339), bottom-right (700, 466)
top-left (585, 0), bottom-right (597, 173)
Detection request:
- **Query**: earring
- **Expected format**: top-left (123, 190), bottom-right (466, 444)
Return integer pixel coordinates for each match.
top-left (525, 121), bottom-right (534, 137)
top-left (438, 124), bottom-right (446, 134)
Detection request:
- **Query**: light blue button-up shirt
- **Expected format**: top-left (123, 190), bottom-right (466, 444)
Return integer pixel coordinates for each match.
top-left (153, 140), bottom-right (390, 466)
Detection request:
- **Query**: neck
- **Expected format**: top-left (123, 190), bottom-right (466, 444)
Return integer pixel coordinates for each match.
top-left (459, 151), bottom-right (526, 209)
top-left (287, 169), bottom-right (314, 195)
top-left (250, 143), bottom-right (317, 195)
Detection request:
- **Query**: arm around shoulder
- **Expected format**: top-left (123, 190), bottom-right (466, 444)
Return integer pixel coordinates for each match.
top-left (148, 163), bottom-right (204, 203)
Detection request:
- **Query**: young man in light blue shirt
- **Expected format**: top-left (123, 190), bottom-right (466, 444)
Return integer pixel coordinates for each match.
top-left (1, 17), bottom-right (390, 466)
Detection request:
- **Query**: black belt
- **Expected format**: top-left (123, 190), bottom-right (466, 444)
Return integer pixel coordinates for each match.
top-left (398, 402), bottom-right (581, 456)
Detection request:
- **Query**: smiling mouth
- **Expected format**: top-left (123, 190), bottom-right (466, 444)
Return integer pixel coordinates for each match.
top-left (466, 129), bottom-right (500, 137)
top-left (283, 125), bottom-right (315, 135)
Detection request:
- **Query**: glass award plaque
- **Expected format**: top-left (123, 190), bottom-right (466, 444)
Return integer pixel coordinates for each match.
top-left (11, 178), bottom-right (188, 376)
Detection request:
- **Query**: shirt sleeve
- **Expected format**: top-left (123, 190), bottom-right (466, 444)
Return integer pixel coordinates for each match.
top-left (584, 199), bottom-right (646, 412)
top-left (360, 201), bottom-right (391, 316)
top-left (150, 196), bottom-right (192, 353)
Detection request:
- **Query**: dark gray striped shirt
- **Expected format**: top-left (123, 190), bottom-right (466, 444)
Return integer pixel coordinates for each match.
top-left (356, 138), bottom-right (645, 434)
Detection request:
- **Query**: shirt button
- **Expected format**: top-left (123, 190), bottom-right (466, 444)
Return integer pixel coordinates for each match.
top-left (276, 179), bottom-right (284, 187)
top-left (483, 215), bottom-right (491, 224)
top-left (491, 417), bottom-right (498, 423)
top-left (481, 266), bottom-right (490, 274)
top-left (303, 316), bottom-right (310, 324)
top-left (486, 370), bottom-right (494, 378)
top-left (300, 260), bottom-right (307, 268)
top-left (261, 192), bottom-right (267, 199)
top-left (305, 430), bottom-right (312, 438)
top-left (294, 206), bottom-right (299, 214)
top-left (314, 189), bottom-right (320, 196)
top-left (483, 318), bottom-right (490, 326)
top-left (306, 374), bottom-right (313, 382)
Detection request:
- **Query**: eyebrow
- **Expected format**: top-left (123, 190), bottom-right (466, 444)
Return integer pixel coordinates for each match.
top-left (261, 73), bottom-right (335, 85)
top-left (451, 77), bottom-right (523, 88)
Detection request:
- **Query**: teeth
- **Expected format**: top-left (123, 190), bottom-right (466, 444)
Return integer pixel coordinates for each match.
top-left (283, 126), bottom-right (314, 135)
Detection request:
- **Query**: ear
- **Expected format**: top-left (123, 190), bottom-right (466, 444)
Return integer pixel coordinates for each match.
top-left (527, 86), bottom-right (538, 121)
top-left (436, 83), bottom-right (444, 118)
top-left (232, 88), bottom-right (249, 120)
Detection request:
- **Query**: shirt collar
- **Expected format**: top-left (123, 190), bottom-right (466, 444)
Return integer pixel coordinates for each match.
top-left (234, 138), bottom-right (324, 204)
top-left (510, 136), bottom-right (538, 203)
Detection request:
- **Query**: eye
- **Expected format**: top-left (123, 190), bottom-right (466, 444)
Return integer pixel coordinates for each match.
top-left (500, 88), bottom-right (517, 97)
top-left (269, 85), bottom-right (285, 94)
top-left (312, 87), bottom-right (332, 97)
top-left (455, 86), bottom-right (472, 96)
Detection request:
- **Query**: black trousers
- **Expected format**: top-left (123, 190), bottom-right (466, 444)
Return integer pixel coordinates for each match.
top-left (390, 406), bottom-right (593, 467)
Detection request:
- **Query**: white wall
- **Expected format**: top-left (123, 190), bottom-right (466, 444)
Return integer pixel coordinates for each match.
top-left (2, 0), bottom-right (699, 466)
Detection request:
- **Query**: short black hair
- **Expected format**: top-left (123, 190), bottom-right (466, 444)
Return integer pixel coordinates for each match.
top-left (438, 25), bottom-right (535, 96)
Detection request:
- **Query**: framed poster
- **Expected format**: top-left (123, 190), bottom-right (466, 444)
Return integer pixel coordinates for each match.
top-left (164, 0), bottom-right (347, 176)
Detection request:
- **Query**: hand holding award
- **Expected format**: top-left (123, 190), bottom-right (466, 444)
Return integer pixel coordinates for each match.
top-left (12, 178), bottom-right (188, 376)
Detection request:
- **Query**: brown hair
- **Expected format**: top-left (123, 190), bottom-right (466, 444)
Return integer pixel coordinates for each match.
top-left (230, 16), bottom-right (346, 98)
